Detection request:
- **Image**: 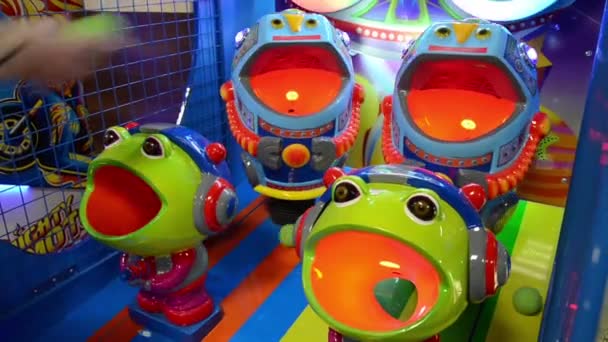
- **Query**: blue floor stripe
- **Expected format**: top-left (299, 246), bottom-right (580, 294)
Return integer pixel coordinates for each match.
top-left (230, 265), bottom-right (308, 342)
top-left (207, 218), bottom-right (279, 302)
top-left (35, 276), bottom-right (139, 342)
top-left (233, 181), bottom-right (259, 214)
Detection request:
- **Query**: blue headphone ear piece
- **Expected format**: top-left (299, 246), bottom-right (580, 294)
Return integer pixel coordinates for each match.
top-left (193, 175), bottom-right (238, 235)
top-left (468, 227), bottom-right (510, 303)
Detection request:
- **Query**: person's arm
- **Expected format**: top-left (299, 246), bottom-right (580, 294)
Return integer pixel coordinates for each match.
top-left (0, 19), bottom-right (30, 74)
top-left (0, 16), bottom-right (128, 82)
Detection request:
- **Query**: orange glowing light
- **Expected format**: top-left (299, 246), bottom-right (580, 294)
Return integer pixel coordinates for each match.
top-left (460, 119), bottom-right (477, 130)
top-left (286, 90), bottom-right (299, 101)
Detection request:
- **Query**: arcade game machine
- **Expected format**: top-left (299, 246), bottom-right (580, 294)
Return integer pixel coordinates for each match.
top-left (82, 2), bottom-right (601, 341)
top-left (220, 9), bottom-right (364, 224)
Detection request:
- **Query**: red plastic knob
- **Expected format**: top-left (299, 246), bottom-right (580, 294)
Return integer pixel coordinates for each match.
top-left (461, 183), bottom-right (487, 211)
top-left (206, 142), bottom-right (227, 164)
top-left (353, 83), bottom-right (365, 102)
top-left (531, 112), bottom-right (551, 137)
top-left (382, 96), bottom-right (393, 115)
top-left (124, 122), bottom-right (139, 130)
top-left (323, 167), bottom-right (346, 188)
top-left (220, 81), bottom-right (234, 102)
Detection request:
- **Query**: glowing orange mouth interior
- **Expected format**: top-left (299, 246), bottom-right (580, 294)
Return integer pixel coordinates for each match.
top-left (310, 231), bottom-right (441, 332)
top-left (246, 45), bottom-right (344, 116)
top-left (86, 165), bottom-right (161, 236)
top-left (404, 59), bottom-right (521, 142)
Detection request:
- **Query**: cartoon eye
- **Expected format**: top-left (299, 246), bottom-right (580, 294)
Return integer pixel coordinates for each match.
top-left (305, 18), bottom-right (318, 28)
top-left (271, 18), bottom-right (284, 29)
top-left (435, 26), bottom-right (451, 38)
top-left (475, 27), bottom-right (492, 40)
top-left (141, 136), bottom-right (164, 158)
top-left (333, 180), bottom-right (362, 207)
top-left (103, 128), bottom-right (122, 148)
top-left (405, 194), bottom-right (438, 224)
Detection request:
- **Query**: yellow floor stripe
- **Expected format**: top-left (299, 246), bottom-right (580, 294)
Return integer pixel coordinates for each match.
top-left (485, 202), bottom-right (564, 341)
top-left (282, 306), bottom-right (327, 342)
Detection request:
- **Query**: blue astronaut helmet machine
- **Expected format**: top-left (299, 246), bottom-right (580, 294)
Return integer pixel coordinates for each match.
top-left (220, 9), bottom-right (364, 202)
top-left (384, 19), bottom-right (542, 179)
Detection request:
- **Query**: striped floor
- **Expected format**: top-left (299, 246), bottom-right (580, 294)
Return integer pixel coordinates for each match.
top-left (38, 185), bottom-right (564, 342)
top-left (517, 106), bottom-right (576, 207)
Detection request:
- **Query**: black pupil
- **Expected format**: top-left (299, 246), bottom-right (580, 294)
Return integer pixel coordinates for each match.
top-left (273, 19), bottom-right (281, 25)
top-left (479, 29), bottom-right (489, 35)
top-left (439, 28), bottom-right (449, 34)
top-left (307, 19), bottom-right (316, 25)
top-left (407, 196), bottom-right (436, 221)
top-left (143, 138), bottom-right (162, 156)
top-left (103, 130), bottom-right (119, 146)
top-left (334, 183), bottom-right (359, 202)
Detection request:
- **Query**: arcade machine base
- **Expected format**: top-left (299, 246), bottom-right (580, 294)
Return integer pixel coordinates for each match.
top-left (128, 303), bottom-right (223, 342)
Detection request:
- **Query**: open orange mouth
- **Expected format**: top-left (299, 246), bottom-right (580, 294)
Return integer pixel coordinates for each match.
top-left (86, 165), bottom-right (162, 237)
top-left (309, 231), bottom-right (441, 332)
top-left (243, 44), bottom-right (346, 116)
top-left (401, 58), bottom-right (523, 142)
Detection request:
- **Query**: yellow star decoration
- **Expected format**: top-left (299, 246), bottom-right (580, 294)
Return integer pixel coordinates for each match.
top-left (525, 34), bottom-right (552, 70)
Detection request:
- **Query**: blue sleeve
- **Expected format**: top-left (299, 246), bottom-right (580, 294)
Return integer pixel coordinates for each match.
top-left (18, 83), bottom-right (65, 107)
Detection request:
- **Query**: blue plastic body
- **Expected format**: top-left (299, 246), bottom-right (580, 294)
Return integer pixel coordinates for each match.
top-left (540, 1), bottom-right (608, 340)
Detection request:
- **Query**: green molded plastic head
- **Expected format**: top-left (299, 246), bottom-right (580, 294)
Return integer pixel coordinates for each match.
top-left (80, 126), bottom-right (204, 256)
top-left (299, 166), bottom-right (474, 341)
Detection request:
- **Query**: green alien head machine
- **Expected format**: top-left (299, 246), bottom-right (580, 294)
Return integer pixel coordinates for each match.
top-left (280, 164), bottom-right (511, 342)
top-left (80, 123), bottom-right (238, 329)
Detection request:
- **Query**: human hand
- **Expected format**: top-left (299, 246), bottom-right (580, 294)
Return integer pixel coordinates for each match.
top-left (0, 15), bottom-right (131, 82)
